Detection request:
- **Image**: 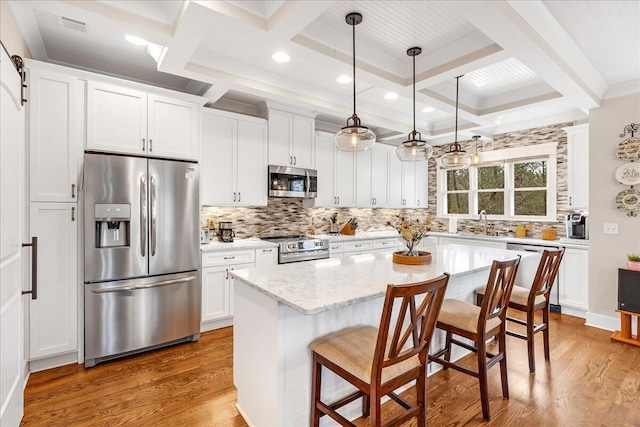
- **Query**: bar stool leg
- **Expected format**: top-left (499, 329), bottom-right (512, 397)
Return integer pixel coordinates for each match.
top-left (543, 306), bottom-right (551, 361)
top-left (443, 330), bottom-right (452, 370)
top-left (310, 353), bottom-right (322, 427)
top-left (526, 310), bottom-right (536, 373)
top-left (498, 329), bottom-right (509, 399)
top-left (362, 394), bottom-right (370, 417)
top-left (477, 337), bottom-right (491, 420)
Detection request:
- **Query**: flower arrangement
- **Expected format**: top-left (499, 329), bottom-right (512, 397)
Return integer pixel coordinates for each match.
top-left (628, 253), bottom-right (640, 271)
top-left (388, 216), bottom-right (431, 256)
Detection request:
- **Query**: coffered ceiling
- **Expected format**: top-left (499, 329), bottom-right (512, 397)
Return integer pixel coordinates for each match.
top-left (9, 0), bottom-right (640, 145)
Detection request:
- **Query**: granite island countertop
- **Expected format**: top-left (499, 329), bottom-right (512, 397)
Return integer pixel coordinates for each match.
top-left (231, 244), bottom-right (535, 315)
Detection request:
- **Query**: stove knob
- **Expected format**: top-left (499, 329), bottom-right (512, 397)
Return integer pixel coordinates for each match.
top-left (287, 243), bottom-right (296, 250)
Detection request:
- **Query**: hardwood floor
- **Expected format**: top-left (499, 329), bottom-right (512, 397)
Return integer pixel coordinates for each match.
top-left (22, 313), bottom-right (640, 426)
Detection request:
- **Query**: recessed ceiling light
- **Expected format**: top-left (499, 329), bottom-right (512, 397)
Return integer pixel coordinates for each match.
top-left (125, 35), bottom-right (148, 46)
top-left (337, 75), bottom-right (352, 84)
top-left (384, 92), bottom-right (398, 100)
top-left (272, 51), bottom-right (290, 63)
top-left (422, 106), bottom-right (435, 113)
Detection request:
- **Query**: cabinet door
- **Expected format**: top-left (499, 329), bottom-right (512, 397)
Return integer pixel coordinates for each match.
top-left (236, 120), bottom-right (267, 206)
top-left (292, 115), bottom-right (315, 169)
top-left (229, 262), bottom-right (256, 316)
top-left (268, 110), bottom-right (292, 166)
top-left (29, 69), bottom-right (78, 202)
top-left (201, 266), bottom-right (231, 322)
top-left (335, 150), bottom-right (355, 206)
top-left (29, 203), bottom-right (78, 359)
top-left (567, 128), bottom-right (589, 209)
top-left (201, 114), bottom-right (236, 205)
top-left (314, 134), bottom-right (336, 207)
top-left (559, 248), bottom-right (589, 310)
top-left (389, 151), bottom-right (404, 208)
top-left (414, 160), bottom-right (428, 208)
top-left (255, 247), bottom-right (277, 268)
top-left (147, 94), bottom-right (199, 160)
top-left (402, 162), bottom-right (416, 207)
top-left (356, 150), bottom-right (373, 207)
top-left (87, 81), bottom-right (147, 155)
top-left (371, 146), bottom-right (390, 207)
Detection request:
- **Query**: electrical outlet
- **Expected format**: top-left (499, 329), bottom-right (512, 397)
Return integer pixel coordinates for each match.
top-left (207, 218), bottom-right (216, 229)
top-left (525, 224), bottom-right (535, 232)
top-left (603, 223), bottom-right (619, 235)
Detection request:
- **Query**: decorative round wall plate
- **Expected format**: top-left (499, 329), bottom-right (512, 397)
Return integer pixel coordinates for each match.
top-left (615, 162), bottom-right (640, 186)
top-left (615, 188), bottom-right (640, 211)
top-left (615, 137), bottom-right (640, 160)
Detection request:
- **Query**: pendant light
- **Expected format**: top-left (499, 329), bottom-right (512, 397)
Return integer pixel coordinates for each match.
top-left (441, 75), bottom-right (471, 169)
top-left (334, 12), bottom-right (376, 152)
top-left (396, 47), bottom-right (433, 162)
top-left (470, 135), bottom-right (482, 165)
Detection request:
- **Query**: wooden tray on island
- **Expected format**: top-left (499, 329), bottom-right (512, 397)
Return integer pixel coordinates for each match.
top-left (393, 251), bottom-right (432, 265)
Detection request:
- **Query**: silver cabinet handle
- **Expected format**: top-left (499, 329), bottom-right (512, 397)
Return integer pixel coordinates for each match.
top-left (337, 196), bottom-right (340, 204)
top-left (140, 175), bottom-right (147, 258)
top-left (233, 192), bottom-right (236, 202)
top-left (149, 139), bottom-right (153, 152)
top-left (71, 206), bottom-right (75, 221)
top-left (417, 199), bottom-right (420, 206)
top-left (226, 269), bottom-right (229, 280)
top-left (22, 237), bottom-right (37, 300)
top-left (71, 184), bottom-right (76, 198)
top-left (224, 256), bottom-right (235, 260)
top-left (150, 175), bottom-right (157, 257)
top-left (355, 244), bottom-right (362, 248)
top-left (238, 192), bottom-right (241, 202)
top-left (290, 156), bottom-right (293, 165)
top-left (262, 249), bottom-right (272, 253)
top-left (91, 276), bottom-right (195, 293)
top-left (294, 156), bottom-right (297, 165)
top-left (142, 138), bottom-right (146, 151)
top-left (334, 196), bottom-right (337, 204)
top-left (569, 196), bottom-right (572, 206)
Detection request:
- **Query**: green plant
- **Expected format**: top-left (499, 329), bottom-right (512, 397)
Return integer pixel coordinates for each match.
top-left (628, 253), bottom-right (640, 262)
top-left (516, 224), bottom-right (525, 229)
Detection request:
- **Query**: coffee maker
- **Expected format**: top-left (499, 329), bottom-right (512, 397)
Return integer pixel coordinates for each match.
top-left (565, 212), bottom-right (589, 239)
top-left (218, 221), bottom-right (236, 243)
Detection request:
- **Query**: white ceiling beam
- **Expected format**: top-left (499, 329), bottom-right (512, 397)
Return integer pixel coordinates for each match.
top-left (8, 1), bottom-right (48, 60)
top-left (266, 1), bottom-right (336, 41)
top-left (444, 0), bottom-right (601, 113)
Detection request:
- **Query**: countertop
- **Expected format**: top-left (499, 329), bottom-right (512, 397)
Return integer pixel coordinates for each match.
top-left (231, 244), bottom-right (535, 315)
top-left (313, 230), bottom-right (401, 242)
top-left (200, 238), bottom-right (278, 253)
top-left (427, 231), bottom-right (589, 249)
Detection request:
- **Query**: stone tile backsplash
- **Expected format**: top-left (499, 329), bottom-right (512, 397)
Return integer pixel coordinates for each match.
top-left (202, 121), bottom-right (579, 240)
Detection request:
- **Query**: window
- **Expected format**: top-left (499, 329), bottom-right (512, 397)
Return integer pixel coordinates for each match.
top-left (437, 143), bottom-right (557, 221)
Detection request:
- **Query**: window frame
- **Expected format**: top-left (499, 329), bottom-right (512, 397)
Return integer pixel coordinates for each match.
top-left (436, 142), bottom-right (557, 221)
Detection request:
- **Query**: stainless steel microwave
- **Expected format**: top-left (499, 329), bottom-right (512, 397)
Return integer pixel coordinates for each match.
top-left (268, 165), bottom-right (317, 199)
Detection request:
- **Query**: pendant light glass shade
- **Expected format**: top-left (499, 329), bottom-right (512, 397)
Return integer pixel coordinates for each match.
top-left (440, 75), bottom-right (471, 169)
top-left (397, 47), bottom-right (433, 162)
top-left (470, 135), bottom-right (482, 165)
top-left (335, 13), bottom-right (376, 152)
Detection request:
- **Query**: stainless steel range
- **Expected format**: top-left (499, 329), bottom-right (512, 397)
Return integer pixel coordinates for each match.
top-left (262, 235), bottom-right (329, 264)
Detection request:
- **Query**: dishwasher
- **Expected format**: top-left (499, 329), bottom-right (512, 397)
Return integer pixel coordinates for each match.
top-left (506, 242), bottom-right (561, 312)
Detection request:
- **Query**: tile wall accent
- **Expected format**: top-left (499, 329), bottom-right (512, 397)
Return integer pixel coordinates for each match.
top-left (202, 121), bottom-right (578, 239)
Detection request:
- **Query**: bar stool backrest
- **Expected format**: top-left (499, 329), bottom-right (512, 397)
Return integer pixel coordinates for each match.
top-left (529, 248), bottom-right (565, 304)
top-left (479, 257), bottom-right (521, 330)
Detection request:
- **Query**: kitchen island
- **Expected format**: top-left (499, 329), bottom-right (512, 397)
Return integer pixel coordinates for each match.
top-left (231, 244), bottom-right (534, 427)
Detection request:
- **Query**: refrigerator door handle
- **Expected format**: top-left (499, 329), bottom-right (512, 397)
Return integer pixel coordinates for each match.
top-left (140, 175), bottom-right (147, 258)
top-left (150, 175), bottom-right (157, 257)
top-left (90, 276), bottom-right (196, 293)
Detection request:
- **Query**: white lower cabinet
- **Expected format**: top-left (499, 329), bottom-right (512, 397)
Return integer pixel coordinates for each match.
top-left (329, 242), bottom-right (344, 258)
top-left (558, 248), bottom-right (589, 313)
top-left (29, 203), bottom-right (78, 361)
top-left (438, 237), bottom-right (507, 249)
top-left (201, 247), bottom-right (276, 331)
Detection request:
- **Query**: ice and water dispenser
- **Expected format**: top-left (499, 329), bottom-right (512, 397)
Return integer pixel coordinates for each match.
top-left (94, 204), bottom-right (131, 248)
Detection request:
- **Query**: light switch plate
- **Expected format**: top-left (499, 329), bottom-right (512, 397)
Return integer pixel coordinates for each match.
top-left (604, 223), bottom-right (619, 235)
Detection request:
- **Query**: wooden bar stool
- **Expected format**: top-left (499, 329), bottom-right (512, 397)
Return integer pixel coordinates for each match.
top-left (429, 257), bottom-right (520, 421)
top-left (309, 274), bottom-right (450, 427)
top-left (475, 248), bottom-right (564, 372)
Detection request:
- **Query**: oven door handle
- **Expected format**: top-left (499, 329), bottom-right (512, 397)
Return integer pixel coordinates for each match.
top-left (91, 276), bottom-right (195, 293)
top-left (279, 249), bottom-right (330, 264)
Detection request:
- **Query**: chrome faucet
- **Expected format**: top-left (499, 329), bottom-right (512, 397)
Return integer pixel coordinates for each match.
top-left (479, 210), bottom-right (488, 235)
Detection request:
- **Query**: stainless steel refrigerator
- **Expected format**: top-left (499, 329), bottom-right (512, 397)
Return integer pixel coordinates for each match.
top-left (83, 153), bottom-right (200, 367)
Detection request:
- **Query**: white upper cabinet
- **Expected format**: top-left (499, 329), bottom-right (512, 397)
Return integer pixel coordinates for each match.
top-left (335, 149), bottom-right (356, 207)
top-left (87, 81), bottom-right (199, 160)
top-left (414, 160), bottom-right (428, 208)
top-left (147, 94), bottom-right (199, 160)
top-left (389, 150), bottom-right (404, 208)
top-left (564, 124), bottom-right (589, 209)
top-left (356, 150), bottom-right (373, 207)
top-left (201, 109), bottom-right (267, 207)
top-left (402, 161), bottom-right (417, 207)
top-left (356, 145), bottom-right (390, 208)
top-left (87, 81), bottom-right (147, 155)
top-left (314, 134), bottom-right (336, 207)
top-left (265, 109), bottom-right (315, 169)
top-left (29, 68), bottom-right (79, 202)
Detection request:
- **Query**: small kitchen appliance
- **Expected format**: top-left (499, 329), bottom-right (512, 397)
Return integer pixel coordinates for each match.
top-left (565, 212), bottom-right (589, 239)
top-left (262, 235), bottom-right (329, 264)
top-left (200, 228), bottom-right (209, 243)
top-left (218, 221), bottom-right (235, 242)
top-left (268, 165), bottom-right (317, 199)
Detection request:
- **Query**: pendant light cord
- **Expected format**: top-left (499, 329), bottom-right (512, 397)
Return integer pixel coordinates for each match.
top-left (352, 21), bottom-right (356, 117)
top-left (454, 76), bottom-right (459, 144)
top-left (412, 53), bottom-right (416, 133)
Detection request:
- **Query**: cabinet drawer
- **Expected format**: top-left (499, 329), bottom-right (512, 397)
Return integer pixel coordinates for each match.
top-left (373, 239), bottom-right (399, 250)
top-left (202, 250), bottom-right (255, 267)
top-left (343, 240), bottom-right (373, 252)
top-left (329, 242), bottom-right (344, 253)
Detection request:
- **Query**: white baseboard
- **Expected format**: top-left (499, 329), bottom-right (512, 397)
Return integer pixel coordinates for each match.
top-left (585, 312), bottom-right (636, 333)
top-left (29, 351), bottom-right (78, 373)
top-left (200, 317), bottom-right (233, 333)
top-left (235, 403), bottom-right (255, 427)
top-left (560, 306), bottom-right (586, 319)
